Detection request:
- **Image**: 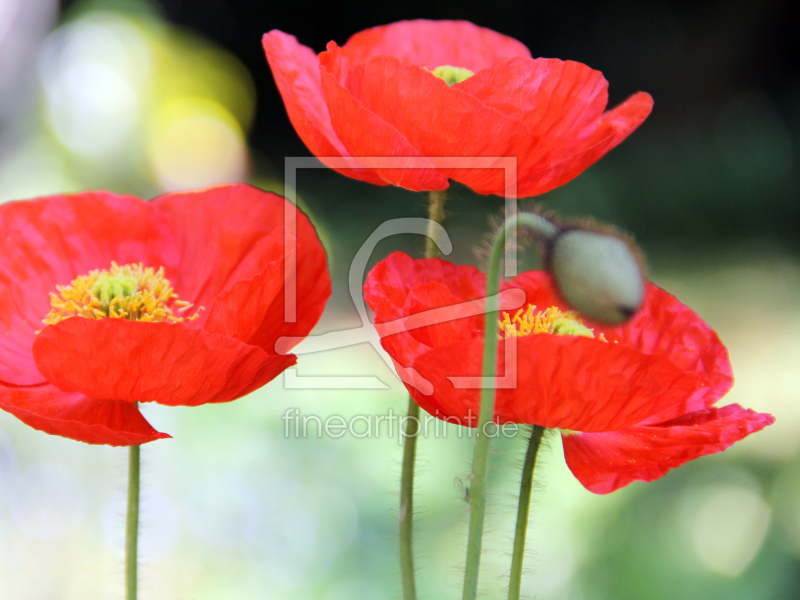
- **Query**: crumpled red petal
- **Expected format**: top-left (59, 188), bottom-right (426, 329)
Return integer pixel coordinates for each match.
top-left (411, 334), bottom-right (701, 432)
top-left (338, 19), bottom-right (531, 72)
top-left (265, 21), bottom-right (651, 197)
top-left (0, 383), bottom-right (169, 446)
top-left (0, 192), bottom-right (177, 386)
top-left (262, 31), bottom-right (387, 186)
top-left (562, 405), bottom-right (775, 494)
top-left (507, 270), bottom-right (733, 421)
top-left (152, 185), bottom-right (330, 345)
top-left (318, 44), bottom-right (449, 191)
top-left (173, 187), bottom-right (331, 354)
top-left (364, 252), bottom-right (486, 324)
top-left (403, 281), bottom-right (484, 348)
top-left (342, 55), bottom-right (542, 194)
top-left (457, 57), bottom-right (609, 145)
top-left (33, 318), bottom-right (296, 407)
top-left (364, 252), bottom-right (772, 492)
top-left (364, 252), bottom-right (486, 367)
top-left (365, 255), bottom-right (736, 433)
top-left (512, 91), bottom-right (653, 197)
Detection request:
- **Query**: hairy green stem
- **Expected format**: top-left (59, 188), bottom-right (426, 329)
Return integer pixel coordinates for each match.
top-left (424, 191), bottom-right (447, 259)
top-left (462, 213), bottom-right (557, 600)
top-left (399, 190), bottom-right (448, 600)
top-left (399, 399), bottom-right (420, 600)
top-left (126, 445), bottom-right (140, 600)
top-left (508, 425), bottom-right (546, 600)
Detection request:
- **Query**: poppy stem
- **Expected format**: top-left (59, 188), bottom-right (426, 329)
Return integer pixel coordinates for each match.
top-left (399, 190), bottom-right (448, 600)
top-left (126, 444), bottom-right (140, 600)
top-left (508, 425), bottom-right (546, 600)
top-left (462, 212), bottom-right (557, 600)
top-left (424, 190), bottom-right (446, 259)
top-left (399, 398), bottom-right (420, 600)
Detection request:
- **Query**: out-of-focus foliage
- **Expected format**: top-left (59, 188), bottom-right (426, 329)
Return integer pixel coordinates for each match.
top-left (0, 0), bottom-right (255, 202)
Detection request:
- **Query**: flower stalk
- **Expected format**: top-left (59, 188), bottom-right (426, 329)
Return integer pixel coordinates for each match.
top-left (508, 425), bottom-right (547, 600)
top-left (399, 189), bottom-right (448, 600)
top-left (462, 212), bottom-right (557, 600)
top-left (399, 400), bottom-right (419, 600)
top-left (424, 190), bottom-right (447, 259)
top-left (126, 444), bottom-right (141, 600)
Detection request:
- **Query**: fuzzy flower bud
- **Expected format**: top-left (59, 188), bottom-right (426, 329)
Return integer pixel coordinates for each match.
top-left (548, 228), bottom-right (645, 324)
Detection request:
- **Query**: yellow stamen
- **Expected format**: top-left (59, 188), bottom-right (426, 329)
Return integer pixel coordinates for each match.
top-left (41, 262), bottom-right (201, 328)
top-left (498, 303), bottom-right (607, 341)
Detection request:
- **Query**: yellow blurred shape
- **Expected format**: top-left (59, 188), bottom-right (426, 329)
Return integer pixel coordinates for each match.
top-left (148, 28), bottom-right (256, 132)
top-left (147, 97), bottom-right (247, 191)
top-left (38, 6), bottom-right (256, 188)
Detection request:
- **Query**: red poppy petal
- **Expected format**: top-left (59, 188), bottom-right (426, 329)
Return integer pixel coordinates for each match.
top-left (562, 405), bottom-right (775, 494)
top-left (339, 19), bottom-right (531, 73)
top-left (363, 252), bottom-right (486, 324)
top-left (203, 242), bottom-right (331, 354)
top-left (262, 31), bottom-right (387, 187)
top-left (0, 192), bottom-right (177, 386)
top-left (364, 252), bottom-right (422, 323)
top-left (412, 334), bottom-right (701, 432)
top-left (403, 281), bottom-right (482, 347)
top-left (342, 54), bottom-right (541, 195)
top-left (457, 57), bottom-right (609, 157)
top-left (153, 185), bottom-right (322, 331)
top-left (498, 334), bottom-right (699, 433)
top-left (318, 45), bottom-right (450, 191)
top-left (594, 283), bottom-right (732, 422)
top-left (515, 92), bottom-right (653, 197)
top-left (32, 319), bottom-right (296, 407)
top-left (365, 252), bottom-right (487, 375)
top-left (501, 270), bottom-right (564, 311)
top-left (379, 333), bottom-right (430, 377)
top-left (0, 384), bottom-right (169, 446)
top-left (505, 270), bottom-right (732, 422)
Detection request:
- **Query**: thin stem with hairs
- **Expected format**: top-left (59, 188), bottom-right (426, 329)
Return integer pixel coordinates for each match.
top-left (126, 444), bottom-right (141, 600)
top-left (508, 425), bottom-right (547, 600)
top-left (462, 213), bottom-right (557, 600)
top-left (399, 189), bottom-right (448, 600)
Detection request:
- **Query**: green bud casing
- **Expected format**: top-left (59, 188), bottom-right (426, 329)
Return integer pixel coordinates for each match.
top-left (547, 227), bottom-right (645, 325)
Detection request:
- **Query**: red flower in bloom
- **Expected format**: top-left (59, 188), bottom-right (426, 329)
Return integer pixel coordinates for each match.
top-left (0, 185), bottom-right (330, 446)
top-left (263, 20), bottom-right (653, 197)
top-left (364, 252), bottom-right (774, 494)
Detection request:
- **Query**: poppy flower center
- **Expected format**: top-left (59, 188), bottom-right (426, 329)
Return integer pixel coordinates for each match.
top-left (498, 304), bottom-right (604, 340)
top-left (41, 262), bottom-right (200, 327)
top-left (430, 65), bottom-right (474, 86)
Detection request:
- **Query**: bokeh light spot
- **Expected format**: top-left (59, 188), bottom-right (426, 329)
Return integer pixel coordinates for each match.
top-left (147, 97), bottom-right (247, 191)
top-left (39, 14), bottom-right (151, 158)
top-left (689, 486), bottom-right (771, 577)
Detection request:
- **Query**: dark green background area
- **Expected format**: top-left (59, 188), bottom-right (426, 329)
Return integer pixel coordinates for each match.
top-left (61, 0), bottom-right (800, 251)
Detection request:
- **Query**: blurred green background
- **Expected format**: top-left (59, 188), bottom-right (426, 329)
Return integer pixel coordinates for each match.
top-left (1, 0), bottom-right (799, 598)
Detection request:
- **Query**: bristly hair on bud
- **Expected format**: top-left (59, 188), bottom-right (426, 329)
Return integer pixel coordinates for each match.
top-left (474, 205), bottom-right (559, 273)
top-left (544, 218), bottom-right (647, 325)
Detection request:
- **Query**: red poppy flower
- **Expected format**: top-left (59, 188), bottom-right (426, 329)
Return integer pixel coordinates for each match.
top-left (263, 20), bottom-right (653, 197)
top-left (364, 252), bottom-right (774, 494)
top-left (0, 185), bottom-right (330, 446)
